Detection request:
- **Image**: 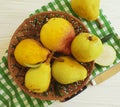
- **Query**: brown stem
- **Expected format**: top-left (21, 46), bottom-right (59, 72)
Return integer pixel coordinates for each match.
top-left (46, 52), bottom-right (54, 64)
top-left (88, 36), bottom-right (92, 41)
top-left (96, 19), bottom-right (103, 29)
top-left (52, 56), bottom-right (64, 62)
top-left (46, 52), bottom-right (64, 64)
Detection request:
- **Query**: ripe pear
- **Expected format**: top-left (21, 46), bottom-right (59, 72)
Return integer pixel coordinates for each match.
top-left (40, 18), bottom-right (75, 55)
top-left (25, 53), bottom-right (53, 93)
top-left (71, 33), bottom-right (103, 62)
top-left (71, 0), bottom-right (100, 21)
top-left (14, 39), bottom-right (50, 67)
top-left (52, 56), bottom-right (87, 84)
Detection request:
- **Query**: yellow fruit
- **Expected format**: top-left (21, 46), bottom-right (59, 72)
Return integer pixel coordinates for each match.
top-left (71, 33), bottom-right (103, 62)
top-left (25, 52), bottom-right (53, 93)
top-left (52, 56), bottom-right (87, 84)
top-left (40, 18), bottom-right (75, 55)
top-left (25, 62), bottom-right (51, 93)
top-left (71, 0), bottom-right (100, 20)
top-left (14, 39), bottom-right (50, 67)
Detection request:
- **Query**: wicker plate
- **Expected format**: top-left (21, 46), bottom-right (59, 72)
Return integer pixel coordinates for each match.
top-left (8, 11), bottom-right (94, 101)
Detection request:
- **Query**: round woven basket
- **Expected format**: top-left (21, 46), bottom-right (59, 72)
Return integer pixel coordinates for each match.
top-left (8, 11), bottom-right (94, 101)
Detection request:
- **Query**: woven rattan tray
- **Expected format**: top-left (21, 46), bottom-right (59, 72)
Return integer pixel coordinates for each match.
top-left (8, 11), bottom-right (94, 101)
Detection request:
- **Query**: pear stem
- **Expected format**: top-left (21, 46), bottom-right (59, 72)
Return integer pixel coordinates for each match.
top-left (96, 19), bottom-right (103, 29)
top-left (88, 36), bottom-right (92, 41)
top-left (46, 52), bottom-right (64, 64)
top-left (52, 56), bottom-right (64, 62)
top-left (46, 52), bottom-right (54, 64)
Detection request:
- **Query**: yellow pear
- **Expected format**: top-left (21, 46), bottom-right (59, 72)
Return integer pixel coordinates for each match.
top-left (52, 56), bottom-right (87, 84)
top-left (71, 33), bottom-right (103, 62)
top-left (25, 62), bottom-right (51, 93)
top-left (25, 53), bottom-right (53, 93)
top-left (14, 39), bottom-right (50, 67)
top-left (40, 18), bottom-right (75, 55)
top-left (71, 0), bottom-right (100, 21)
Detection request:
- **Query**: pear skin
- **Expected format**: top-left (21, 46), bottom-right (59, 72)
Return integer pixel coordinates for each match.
top-left (71, 0), bottom-right (100, 21)
top-left (40, 18), bottom-right (75, 55)
top-left (25, 52), bottom-right (54, 93)
top-left (25, 62), bottom-right (51, 93)
top-left (52, 56), bottom-right (87, 84)
top-left (71, 33), bottom-right (103, 62)
top-left (14, 39), bottom-right (50, 67)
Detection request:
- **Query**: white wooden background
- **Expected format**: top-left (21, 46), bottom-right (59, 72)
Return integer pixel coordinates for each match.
top-left (0, 0), bottom-right (120, 107)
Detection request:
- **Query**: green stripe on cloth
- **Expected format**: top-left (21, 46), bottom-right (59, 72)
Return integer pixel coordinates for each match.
top-left (0, 0), bottom-right (120, 106)
top-left (0, 54), bottom-right (54, 107)
top-left (41, 5), bottom-right (48, 11)
top-left (48, 2), bottom-right (56, 11)
top-left (0, 94), bottom-right (9, 107)
top-left (55, 0), bottom-right (66, 11)
top-left (0, 65), bottom-right (27, 107)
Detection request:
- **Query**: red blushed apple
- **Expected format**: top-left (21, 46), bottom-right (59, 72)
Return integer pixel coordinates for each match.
top-left (40, 17), bottom-right (75, 55)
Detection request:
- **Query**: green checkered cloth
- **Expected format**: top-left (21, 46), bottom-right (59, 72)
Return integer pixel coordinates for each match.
top-left (0, 0), bottom-right (120, 106)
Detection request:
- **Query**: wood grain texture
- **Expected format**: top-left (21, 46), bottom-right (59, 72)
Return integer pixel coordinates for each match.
top-left (0, 0), bottom-right (120, 107)
top-left (91, 63), bottom-right (120, 85)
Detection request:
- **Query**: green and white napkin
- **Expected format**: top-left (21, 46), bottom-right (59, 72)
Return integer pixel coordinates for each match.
top-left (0, 0), bottom-right (120, 106)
